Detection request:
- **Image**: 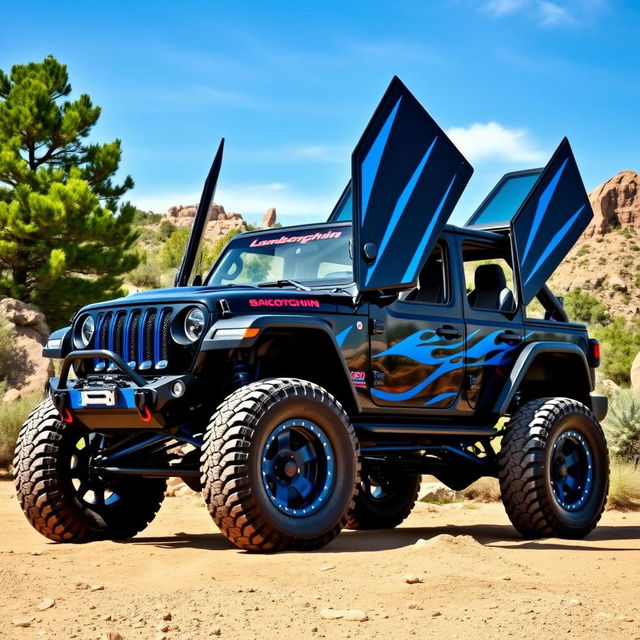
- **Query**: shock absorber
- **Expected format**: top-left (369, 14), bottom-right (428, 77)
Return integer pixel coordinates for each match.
top-left (231, 354), bottom-right (250, 389)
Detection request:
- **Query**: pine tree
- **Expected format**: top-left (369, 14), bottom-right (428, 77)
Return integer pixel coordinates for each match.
top-left (0, 55), bottom-right (139, 328)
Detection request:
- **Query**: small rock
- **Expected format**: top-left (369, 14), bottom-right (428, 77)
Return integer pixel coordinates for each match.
top-left (319, 565), bottom-right (335, 572)
top-left (160, 612), bottom-right (172, 621)
top-left (75, 582), bottom-right (90, 590)
top-left (37, 598), bottom-right (56, 611)
top-left (569, 599), bottom-right (582, 606)
top-left (211, 629), bottom-right (221, 636)
top-left (404, 574), bottom-right (423, 584)
top-left (30, 550), bottom-right (43, 556)
top-left (407, 602), bottom-right (423, 610)
top-left (102, 631), bottom-right (123, 640)
top-left (498, 575), bottom-right (511, 581)
top-left (432, 611), bottom-right (442, 618)
top-left (90, 584), bottom-right (104, 592)
top-left (157, 624), bottom-right (169, 633)
top-left (320, 608), bottom-right (368, 622)
top-left (311, 628), bottom-right (318, 633)
top-left (12, 617), bottom-right (34, 628)
top-left (154, 634), bottom-right (168, 640)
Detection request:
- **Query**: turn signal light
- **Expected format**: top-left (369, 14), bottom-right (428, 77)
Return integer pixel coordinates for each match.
top-left (243, 328), bottom-right (261, 338)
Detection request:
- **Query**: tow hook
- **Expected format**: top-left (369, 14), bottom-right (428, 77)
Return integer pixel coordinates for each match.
top-left (134, 389), bottom-right (156, 423)
top-left (51, 391), bottom-right (74, 423)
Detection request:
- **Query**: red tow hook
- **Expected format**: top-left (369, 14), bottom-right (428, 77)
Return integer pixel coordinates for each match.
top-left (139, 406), bottom-right (152, 423)
top-left (62, 408), bottom-right (74, 423)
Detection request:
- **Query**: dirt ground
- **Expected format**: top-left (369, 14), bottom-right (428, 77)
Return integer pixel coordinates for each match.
top-left (1, 480), bottom-right (639, 640)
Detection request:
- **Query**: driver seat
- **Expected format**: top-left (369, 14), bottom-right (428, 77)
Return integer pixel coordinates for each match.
top-left (467, 264), bottom-right (514, 311)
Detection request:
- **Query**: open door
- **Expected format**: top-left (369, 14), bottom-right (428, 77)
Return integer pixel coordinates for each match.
top-left (352, 77), bottom-right (473, 292)
top-left (175, 138), bottom-right (225, 287)
top-left (510, 138), bottom-right (593, 305)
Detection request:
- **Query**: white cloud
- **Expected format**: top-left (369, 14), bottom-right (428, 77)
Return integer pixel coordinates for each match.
top-left (480, 0), bottom-right (605, 27)
top-left (229, 143), bottom-right (349, 165)
top-left (131, 181), bottom-right (336, 222)
top-left (446, 121), bottom-right (546, 164)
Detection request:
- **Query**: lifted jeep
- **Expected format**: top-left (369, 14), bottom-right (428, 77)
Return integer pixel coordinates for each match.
top-left (14, 77), bottom-right (609, 551)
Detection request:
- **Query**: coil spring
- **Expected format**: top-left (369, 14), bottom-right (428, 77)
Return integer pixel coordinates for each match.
top-left (231, 359), bottom-right (250, 388)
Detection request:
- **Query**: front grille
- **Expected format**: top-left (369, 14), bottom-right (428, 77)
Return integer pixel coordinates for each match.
top-left (93, 306), bottom-right (173, 372)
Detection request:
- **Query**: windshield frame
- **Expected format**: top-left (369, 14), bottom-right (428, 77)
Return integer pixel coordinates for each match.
top-left (204, 221), bottom-right (354, 289)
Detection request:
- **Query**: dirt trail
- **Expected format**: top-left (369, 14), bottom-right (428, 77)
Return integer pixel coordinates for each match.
top-left (1, 480), bottom-right (639, 640)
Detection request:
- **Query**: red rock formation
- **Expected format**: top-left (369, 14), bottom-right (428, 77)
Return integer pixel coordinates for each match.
top-left (584, 170), bottom-right (640, 237)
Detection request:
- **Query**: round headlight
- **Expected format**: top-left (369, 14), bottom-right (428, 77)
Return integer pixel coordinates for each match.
top-left (74, 315), bottom-right (95, 349)
top-left (184, 308), bottom-right (205, 342)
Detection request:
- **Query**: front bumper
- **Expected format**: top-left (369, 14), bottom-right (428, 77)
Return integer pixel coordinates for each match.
top-left (50, 349), bottom-right (195, 430)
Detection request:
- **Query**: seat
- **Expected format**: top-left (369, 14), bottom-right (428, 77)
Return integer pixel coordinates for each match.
top-left (467, 264), bottom-right (514, 311)
top-left (404, 260), bottom-right (445, 304)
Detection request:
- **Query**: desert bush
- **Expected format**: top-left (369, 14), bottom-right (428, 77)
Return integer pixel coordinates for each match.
top-left (129, 256), bottom-right (163, 289)
top-left (158, 219), bottom-right (177, 241)
top-left (462, 477), bottom-right (501, 502)
top-left (593, 317), bottom-right (640, 386)
top-left (563, 289), bottom-right (609, 325)
top-left (603, 388), bottom-right (640, 465)
top-left (0, 392), bottom-right (42, 467)
top-left (607, 459), bottom-right (640, 511)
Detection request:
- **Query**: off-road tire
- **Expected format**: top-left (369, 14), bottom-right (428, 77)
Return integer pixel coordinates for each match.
top-left (346, 469), bottom-right (421, 530)
top-left (498, 397), bottom-right (609, 539)
top-left (201, 378), bottom-right (361, 552)
top-left (13, 398), bottom-right (167, 542)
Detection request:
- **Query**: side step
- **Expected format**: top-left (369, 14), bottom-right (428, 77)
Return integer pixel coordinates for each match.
top-left (353, 422), bottom-right (497, 437)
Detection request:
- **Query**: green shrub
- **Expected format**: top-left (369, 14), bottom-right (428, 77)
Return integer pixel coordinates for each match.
top-left (462, 477), bottom-right (501, 502)
top-left (0, 392), bottom-right (42, 467)
top-left (129, 256), bottom-right (163, 289)
top-left (158, 219), bottom-right (177, 241)
top-left (563, 289), bottom-right (609, 325)
top-left (593, 317), bottom-right (640, 385)
top-left (608, 459), bottom-right (640, 511)
top-left (603, 388), bottom-right (640, 465)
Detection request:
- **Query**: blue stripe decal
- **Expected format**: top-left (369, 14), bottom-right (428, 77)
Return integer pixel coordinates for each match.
top-left (402, 173), bottom-right (457, 283)
top-left (365, 135), bottom-right (438, 286)
top-left (335, 325), bottom-right (352, 347)
top-left (522, 158), bottom-right (568, 264)
top-left (361, 97), bottom-right (402, 223)
top-left (153, 309), bottom-right (164, 366)
top-left (424, 392), bottom-right (457, 407)
top-left (524, 204), bottom-right (585, 287)
top-left (137, 308), bottom-right (150, 367)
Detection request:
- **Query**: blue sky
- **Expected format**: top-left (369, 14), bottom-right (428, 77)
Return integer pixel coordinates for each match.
top-left (2, 0), bottom-right (639, 226)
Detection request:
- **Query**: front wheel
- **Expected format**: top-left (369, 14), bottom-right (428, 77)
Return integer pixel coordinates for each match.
top-left (345, 467), bottom-right (421, 530)
top-left (13, 399), bottom-right (167, 542)
top-left (201, 378), bottom-right (361, 552)
top-left (498, 397), bottom-right (609, 539)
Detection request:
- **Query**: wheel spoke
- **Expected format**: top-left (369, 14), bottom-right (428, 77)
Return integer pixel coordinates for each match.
top-left (275, 482), bottom-right (290, 507)
top-left (555, 482), bottom-right (566, 502)
top-left (276, 430), bottom-right (291, 452)
top-left (564, 475), bottom-right (579, 490)
top-left (262, 456), bottom-right (277, 478)
top-left (291, 474), bottom-right (314, 500)
top-left (564, 452), bottom-right (578, 468)
top-left (294, 443), bottom-right (315, 465)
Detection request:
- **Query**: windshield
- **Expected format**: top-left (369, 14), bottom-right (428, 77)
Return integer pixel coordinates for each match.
top-left (206, 225), bottom-right (353, 287)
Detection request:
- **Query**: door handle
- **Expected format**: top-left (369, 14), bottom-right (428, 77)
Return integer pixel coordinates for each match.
top-left (497, 331), bottom-right (523, 344)
top-left (436, 325), bottom-right (462, 340)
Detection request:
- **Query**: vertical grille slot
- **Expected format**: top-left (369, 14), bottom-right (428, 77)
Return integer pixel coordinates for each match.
top-left (127, 310), bottom-right (141, 366)
top-left (138, 308), bottom-right (156, 370)
top-left (154, 308), bottom-right (172, 369)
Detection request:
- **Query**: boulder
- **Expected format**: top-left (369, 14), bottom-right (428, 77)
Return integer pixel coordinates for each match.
top-left (631, 352), bottom-right (640, 394)
top-left (584, 170), bottom-right (640, 237)
top-left (262, 207), bottom-right (277, 229)
top-left (0, 298), bottom-right (53, 400)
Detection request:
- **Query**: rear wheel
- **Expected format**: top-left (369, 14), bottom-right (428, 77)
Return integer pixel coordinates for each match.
top-left (14, 399), bottom-right (167, 542)
top-left (346, 467), bottom-right (421, 530)
top-left (201, 378), bottom-right (360, 552)
top-left (499, 397), bottom-right (609, 539)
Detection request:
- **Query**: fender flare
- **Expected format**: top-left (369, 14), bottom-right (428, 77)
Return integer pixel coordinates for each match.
top-left (201, 314), bottom-right (361, 412)
top-left (493, 342), bottom-right (593, 415)
top-left (42, 326), bottom-right (72, 359)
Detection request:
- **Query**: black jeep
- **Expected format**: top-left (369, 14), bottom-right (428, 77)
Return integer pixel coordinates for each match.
top-left (14, 77), bottom-right (609, 552)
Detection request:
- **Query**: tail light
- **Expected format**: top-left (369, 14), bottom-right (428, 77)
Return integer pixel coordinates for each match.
top-left (588, 338), bottom-right (600, 367)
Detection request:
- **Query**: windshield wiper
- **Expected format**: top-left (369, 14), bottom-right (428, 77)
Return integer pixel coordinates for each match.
top-left (258, 279), bottom-right (311, 292)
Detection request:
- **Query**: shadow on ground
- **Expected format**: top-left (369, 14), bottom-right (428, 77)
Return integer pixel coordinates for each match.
top-left (126, 522), bottom-right (640, 554)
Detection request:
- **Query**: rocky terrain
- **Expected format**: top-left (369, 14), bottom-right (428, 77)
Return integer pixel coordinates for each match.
top-left (1, 480), bottom-right (638, 640)
top-left (549, 170), bottom-right (640, 317)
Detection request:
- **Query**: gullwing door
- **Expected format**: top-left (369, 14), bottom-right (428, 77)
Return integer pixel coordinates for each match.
top-left (510, 138), bottom-right (593, 305)
top-left (352, 77), bottom-right (473, 292)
